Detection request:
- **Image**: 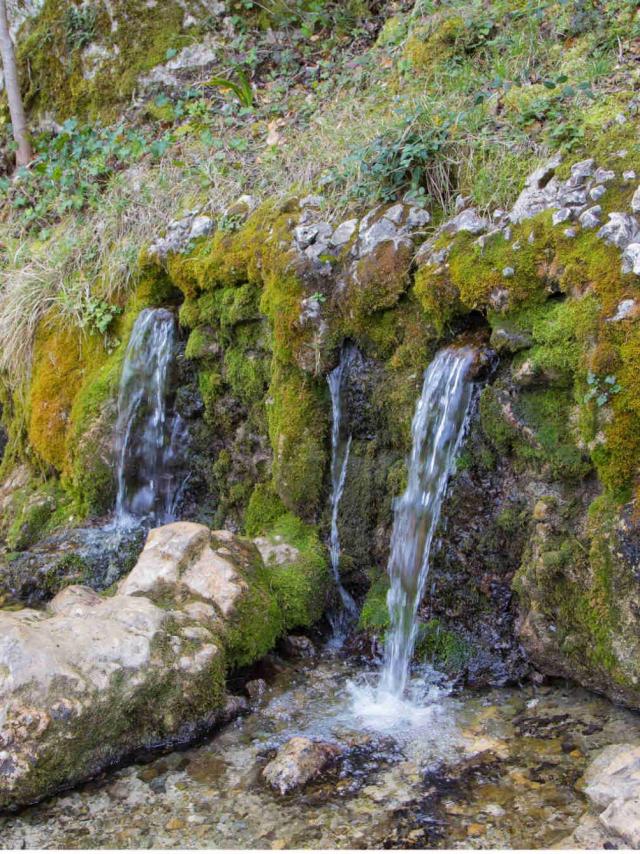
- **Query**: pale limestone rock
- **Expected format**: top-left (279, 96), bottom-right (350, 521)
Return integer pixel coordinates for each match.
top-left (600, 797), bottom-right (640, 847)
top-left (48, 584), bottom-right (102, 616)
top-left (330, 219), bottom-right (358, 247)
top-left (570, 158), bottom-right (595, 182)
top-left (510, 155), bottom-right (562, 223)
top-left (597, 212), bottom-right (639, 249)
top-left (254, 537), bottom-right (301, 567)
top-left (573, 743), bottom-right (640, 849)
top-left (0, 522), bottom-right (301, 811)
top-left (579, 205), bottom-right (601, 229)
top-left (181, 546), bottom-right (247, 617)
top-left (583, 743), bottom-right (640, 809)
top-left (118, 522), bottom-right (210, 597)
top-left (552, 207), bottom-right (572, 225)
top-left (445, 208), bottom-right (488, 235)
top-left (622, 244), bottom-right (640, 276)
top-left (608, 298), bottom-right (637, 322)
top-left (594, 167), bottom-right (615, 183)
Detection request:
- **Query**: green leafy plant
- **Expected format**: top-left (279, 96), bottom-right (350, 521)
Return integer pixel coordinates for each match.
top-left (204, 71), bottom-right (254, 108)
top-left (4, 121), bottom-right (172, 234)
top-left (82, 296), bottom-right (123, 335)
top-left (584, 372), bottom-right (622, 408)
top-left (218, 213), bottom-right (245, 233)
top-left (330, 108), bottom-right (455, 205)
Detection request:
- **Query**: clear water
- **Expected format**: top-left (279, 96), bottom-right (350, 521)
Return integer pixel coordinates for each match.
top-left (326, 346), bottom-right (358, 642)
top-left (113, 308), bottom-right (187, 529)
top-left (3, 657), bottom-right (639, 850)
top-left (380, 348), bottom-right (474, 698)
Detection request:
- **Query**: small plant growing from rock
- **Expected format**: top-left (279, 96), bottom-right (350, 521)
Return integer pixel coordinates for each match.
top-left (584, 372), bottom-right (621, 407)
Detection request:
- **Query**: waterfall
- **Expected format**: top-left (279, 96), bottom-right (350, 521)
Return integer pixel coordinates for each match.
top-left (326, 345), bottom-right (359, 641)
top-left (379, 347), bottom-right (474, 697)
top-left (113, 308), bottom-right (187, 529)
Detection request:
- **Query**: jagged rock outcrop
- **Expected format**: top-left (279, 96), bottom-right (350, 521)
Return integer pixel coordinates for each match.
top-left (0, 521), bottom-right (324, 811)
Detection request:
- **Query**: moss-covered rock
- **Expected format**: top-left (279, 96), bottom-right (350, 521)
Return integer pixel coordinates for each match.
top-left (254, 512), bottom-right (331, 630)
top-left (28, 315), bottom-right (108, 474)
top-left (16, 0), bottom-right (209, 121)
top-left (515, 493), bottom-right (640, 708)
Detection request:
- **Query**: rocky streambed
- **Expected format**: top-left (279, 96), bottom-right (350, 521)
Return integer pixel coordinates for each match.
top-left (2, 654), bottom-right (640, 850)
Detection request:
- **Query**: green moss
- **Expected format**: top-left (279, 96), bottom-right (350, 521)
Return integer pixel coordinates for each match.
top-left (4, 482), bottom-right (62, 550)
top-left (266, 361), bottom-right (327, 518)
top-left (185, 325), bottom-right (218, 361)
top-left (479, 386), bottom-right (518, 455)
top-left (17, 0), bottom-right (201, 121)
top-left (518, 389), bottom-right (592, 480)
top-left (348, 240), bottom-right (413, 319)
top-left (415, 618), bottom-right (471, 671)
top-left (223, 554), bottom-right (283, 670)
top-left (223, 345), bottom-right (269, 406)
top-left (220, 515), bottom-right (329, 664)
top-left (260, 512), bottom-right (330, 629)
top-left (244, 482), bottom-right (287, 537)
top-left (404, 15), bottom-right (468, 70)
top-left (28, 313), bottom-right (108, 474)
top-left (198, 369), bottom-right (223, 423)
top-left (358, 570), bottom-right (389, 631)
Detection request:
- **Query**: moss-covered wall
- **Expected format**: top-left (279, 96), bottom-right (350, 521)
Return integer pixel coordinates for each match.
top-left (2, 144), bottom-right (640, 707)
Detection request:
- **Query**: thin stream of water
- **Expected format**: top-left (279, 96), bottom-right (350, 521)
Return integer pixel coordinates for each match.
top-left (379, 347), bottom-right (475, 698)
top-left (113, 308), bottom-right (186, 529)
top-left (326, 346), bottom-right (359, 642)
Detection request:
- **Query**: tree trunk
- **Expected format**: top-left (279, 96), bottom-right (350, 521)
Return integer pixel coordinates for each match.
top-left (0, 0), bottom-right (32, 168)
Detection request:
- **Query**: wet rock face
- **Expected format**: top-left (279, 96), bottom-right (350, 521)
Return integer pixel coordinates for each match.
top-left (262, 737), bottom-right (342, 795)
top-left (0, 521), bottom-right (301, 811)
top-left (0, 526), bottom-right (145, 607)
top-left (325, 347), bottom-right (405, 592)
top-left (426, 396), bottom-right (531, 687)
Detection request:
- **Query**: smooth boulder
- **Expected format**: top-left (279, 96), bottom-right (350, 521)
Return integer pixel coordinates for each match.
top-left (0, 522), bottom-right (296, 811)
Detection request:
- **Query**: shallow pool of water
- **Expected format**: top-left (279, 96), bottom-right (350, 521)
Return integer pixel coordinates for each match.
top-left (2, 656), bottom-right (639, 849)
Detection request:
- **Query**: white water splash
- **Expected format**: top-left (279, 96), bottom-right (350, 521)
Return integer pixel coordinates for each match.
top-left (113, 308), bottom-right (187, 529)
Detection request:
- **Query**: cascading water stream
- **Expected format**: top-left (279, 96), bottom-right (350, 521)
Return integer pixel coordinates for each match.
top-left (113, 308), bottom-right (187, 529)
top-left (326, 346), bottom-right (359, 641)
top-left (379, 347), bottom-right (475, 698)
